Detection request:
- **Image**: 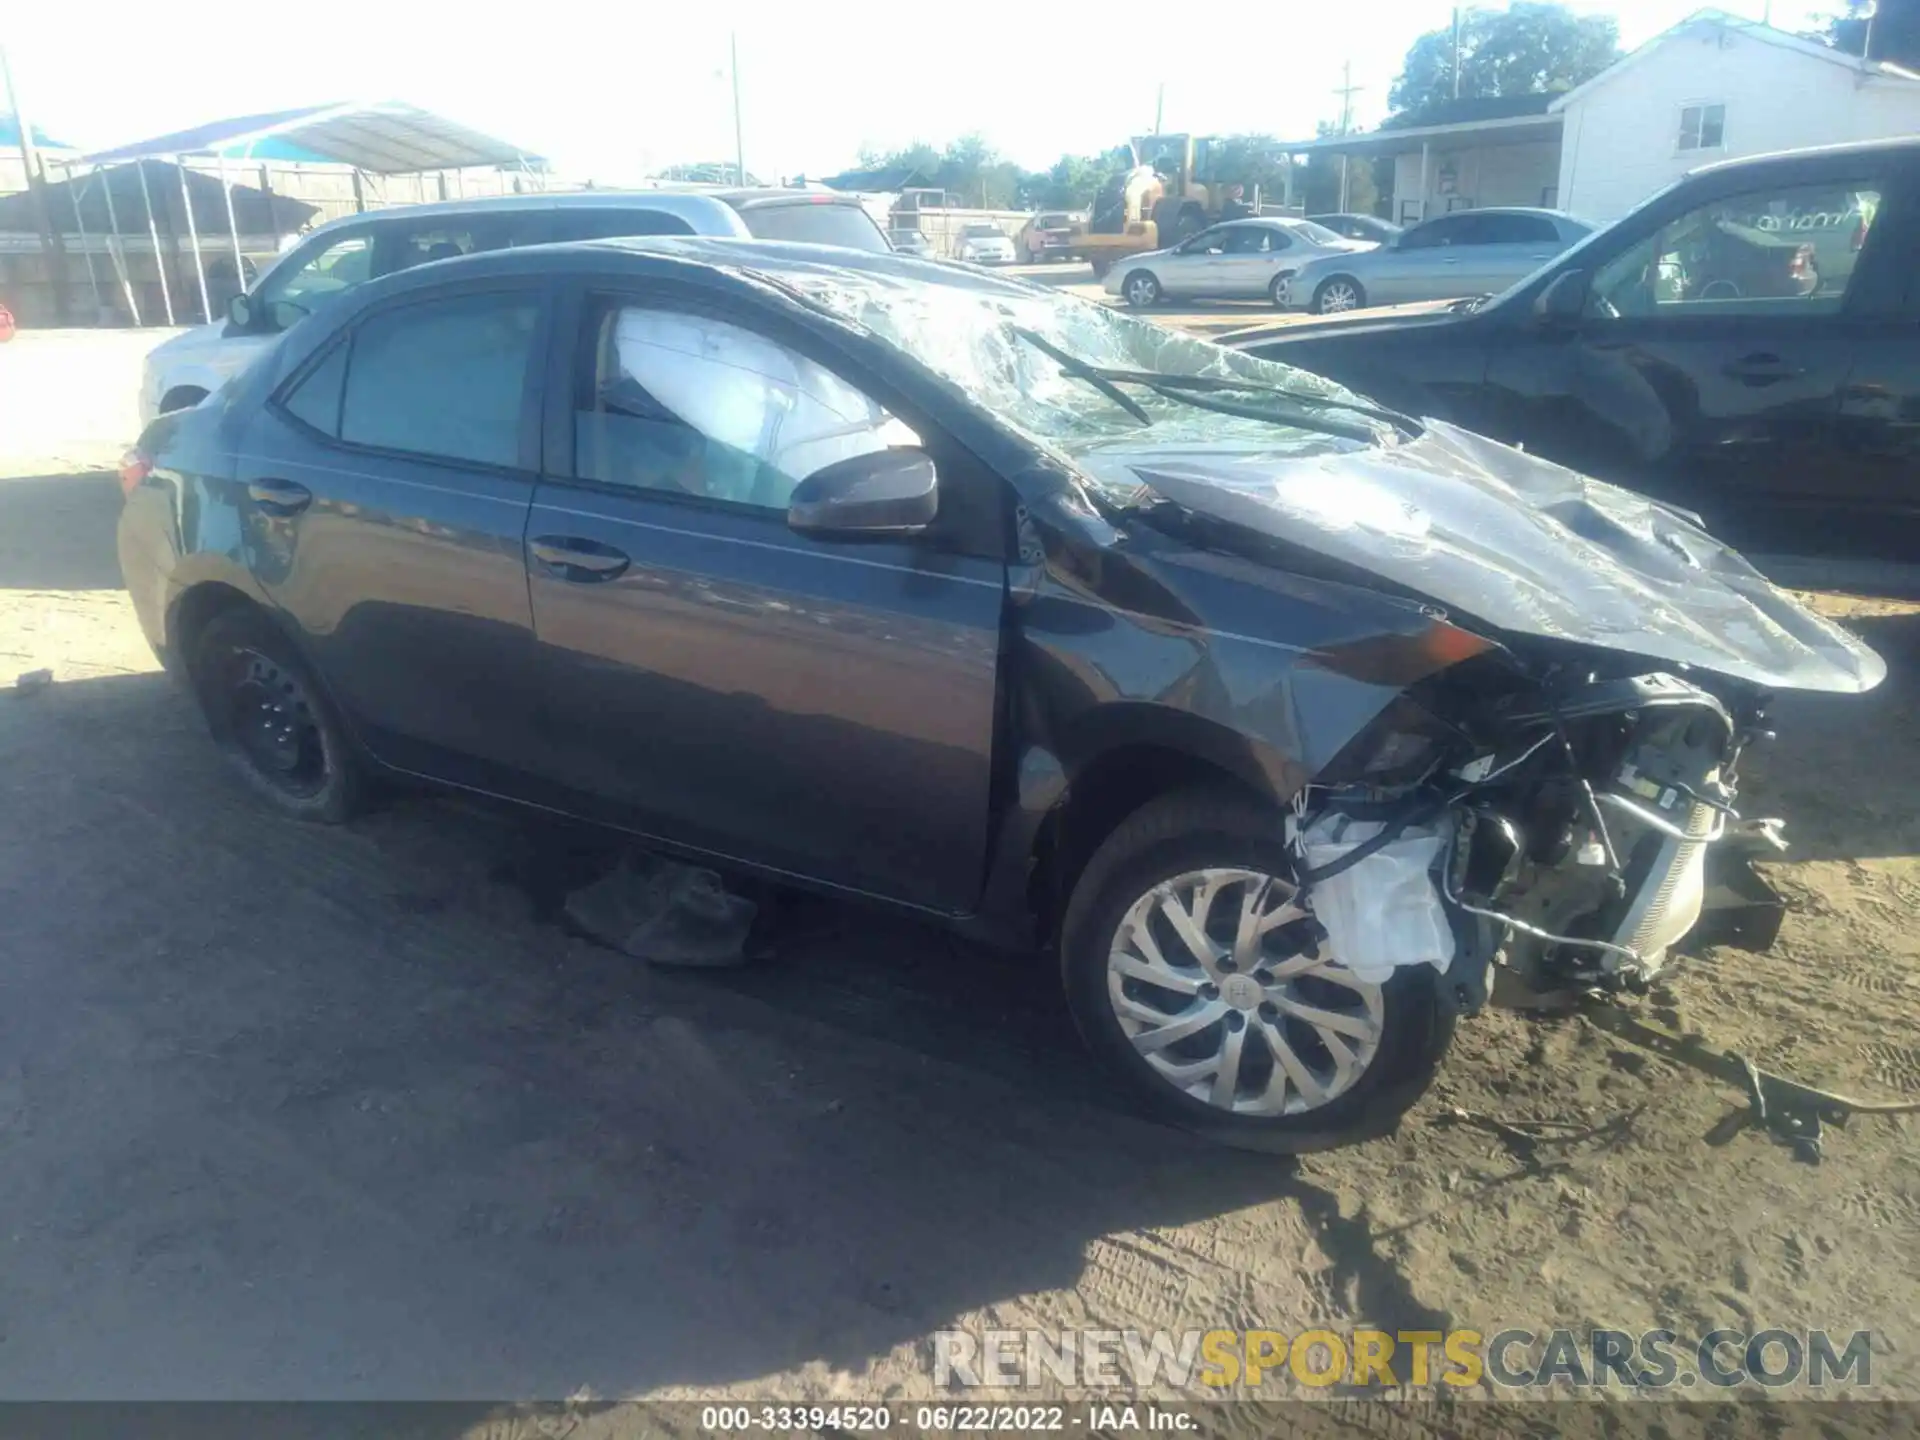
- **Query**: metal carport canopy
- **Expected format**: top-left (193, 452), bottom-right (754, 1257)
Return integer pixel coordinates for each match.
top-left (78, 100), bottom-right (545, 173)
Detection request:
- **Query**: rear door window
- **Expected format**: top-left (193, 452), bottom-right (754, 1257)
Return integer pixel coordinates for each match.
top-left (1469, 213), bottom-right (1561, 245)
top-left (337, 291), bottom-right (542, 468)
top-left (734, 201), bottom-right (889, 251)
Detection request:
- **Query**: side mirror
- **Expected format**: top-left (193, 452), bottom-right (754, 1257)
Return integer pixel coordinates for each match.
top-left (1534, 268), bottom-right (1589, 325)
top-left (788, 448), bottom-right (939, 537)
top-left (227, 293), bottom-right (254, 329)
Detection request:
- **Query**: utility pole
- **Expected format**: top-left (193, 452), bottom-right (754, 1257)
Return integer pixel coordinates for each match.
top-left (1333, 61), bottom-right (1364, 212)
top-left (1453, 7), bottom-right (1464, 98)
top-left (1153, 83), bottom-right (1164, 135)
top-left (730, 32), bottom-right (746, 186)
top-left (1, 43), bottom-right (69, 324)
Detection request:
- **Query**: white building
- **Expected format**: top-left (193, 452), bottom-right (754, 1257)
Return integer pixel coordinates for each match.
top-left (1285, 10), bottom-right (1920, 227)
top-left (1555, 13), bottom-right (1920, 222)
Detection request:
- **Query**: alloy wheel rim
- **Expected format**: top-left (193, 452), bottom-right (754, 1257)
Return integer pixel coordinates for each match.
top-left (1321, 283), bottom-right (1358, 312)
top-left (1127, 275), bottom-right (1156, 305)
top-left (1105, 868), bottom-right (1384, 1116)
top-left (226, 648), bottom-right (327, 796)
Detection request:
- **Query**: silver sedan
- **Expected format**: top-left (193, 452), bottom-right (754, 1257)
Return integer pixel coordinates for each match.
top-left (1102, 218), bottom-right (1374, 308)
top-left (1284, 208), bottom-right (1593, 314)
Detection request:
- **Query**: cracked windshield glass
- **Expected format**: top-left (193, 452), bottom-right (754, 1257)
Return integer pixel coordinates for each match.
top-left (782, 271), bottom-right (1392, 483)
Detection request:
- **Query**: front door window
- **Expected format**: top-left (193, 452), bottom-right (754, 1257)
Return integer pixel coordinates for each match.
top-left (1589, 180), bottom-right (1884, 318)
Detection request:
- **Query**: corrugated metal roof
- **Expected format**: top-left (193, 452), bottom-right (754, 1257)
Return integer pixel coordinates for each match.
top-left (79, 101), bottom-right (545, 174)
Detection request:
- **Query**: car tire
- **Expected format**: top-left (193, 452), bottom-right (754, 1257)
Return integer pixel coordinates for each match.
top-left (1122, 270), bottom-right (1162, 307)
top-left (188, 607), bottom-right (364, 824)
top-left (1268, 274), bottom-right (1291, 309)
top-left (1312, 276), bottom-right (1366, 314)
top-left (1059, 786), bottom-right (1453, 1154)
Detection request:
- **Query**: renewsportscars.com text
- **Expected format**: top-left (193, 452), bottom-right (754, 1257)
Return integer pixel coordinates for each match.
top-left (932, 1327), bottom-right (1874, 1391)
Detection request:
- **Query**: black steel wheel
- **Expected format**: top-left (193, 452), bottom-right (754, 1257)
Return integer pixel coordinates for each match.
top-left (189, 607), bottom-right (363, 822)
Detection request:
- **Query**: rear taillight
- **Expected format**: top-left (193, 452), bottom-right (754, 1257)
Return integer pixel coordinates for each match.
top-left (118, 447), bottom-right (151, 496)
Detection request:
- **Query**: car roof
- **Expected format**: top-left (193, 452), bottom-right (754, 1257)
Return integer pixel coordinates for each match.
top-left (351, 235), bottom-right (1040, 310)
top-left (1416, 206), bottom-right (1580, 220)
top-left (1686, 134), bottom-right (1920, 179)
top-left (291, 188), bottom-right (752, 242)
top-left (692, 186), bottom-right (871, 207)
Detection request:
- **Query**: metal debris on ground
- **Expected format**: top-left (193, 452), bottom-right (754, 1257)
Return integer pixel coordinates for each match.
top-left (1582, 998), bottom-right (1920, 1164)
top-left (562, 852), bottom-right (758, 967)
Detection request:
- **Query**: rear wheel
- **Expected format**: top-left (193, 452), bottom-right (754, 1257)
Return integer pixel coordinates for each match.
top-left (1312, 276), bottom-right (1366, 314)
top-left (188, 607), bottom-right (363, 823)
top-left (1268, 274), bottom-right (1291, 308)
top-left (1122, 270), bottom-right (1163, 308)
top-left (1060, 787), bottom-right (1452, 1152)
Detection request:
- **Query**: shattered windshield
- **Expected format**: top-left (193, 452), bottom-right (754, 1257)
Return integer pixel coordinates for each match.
top-left (776, 266), bottom-right (1387, 485)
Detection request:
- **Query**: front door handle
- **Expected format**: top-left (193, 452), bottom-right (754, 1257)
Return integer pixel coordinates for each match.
top-left (246, 477), bottom-right (312, 515)
top-left (530, 536), bottom-right (631, 581)
top-left (1723, 353), bottom-right (1805, 385)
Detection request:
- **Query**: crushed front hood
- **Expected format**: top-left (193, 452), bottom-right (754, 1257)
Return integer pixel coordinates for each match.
top-left (1080, 422), bottom-right (1884, 694)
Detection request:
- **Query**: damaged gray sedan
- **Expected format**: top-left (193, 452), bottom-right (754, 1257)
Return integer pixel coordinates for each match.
top-left (118, 237), bottom-right (1884, 1152)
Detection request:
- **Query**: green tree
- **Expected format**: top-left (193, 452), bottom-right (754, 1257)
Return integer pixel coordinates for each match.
top-left (1818, 0), bottom-right (1920, 67)
top-left (1389, 3), bottom-right (1621, 113)
top-left (1293, 123), bottom-right (1382, 216)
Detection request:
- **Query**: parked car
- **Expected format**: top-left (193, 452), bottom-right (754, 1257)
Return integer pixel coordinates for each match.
top-left (1283, 208), bottom-right (1592, 314)
top-left (119, 235), bottom-right (1881, 1150)
top-left (1102, 217), bottom-right (1373, 308)
top-left (1238, 139), bottom-right (1918, 593)
top-left (954, 223), bottom-right (1017, 265)
top-left (1308, 213), bottom-right (1403, 246)
top-left (888, 228), bottom-right (934, 259)
top-left (140, 188), bottom-right (890, 425)
top-left (1020, 211), bottom-right (1078, 262)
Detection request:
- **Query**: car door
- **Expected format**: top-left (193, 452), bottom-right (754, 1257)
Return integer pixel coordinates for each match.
top-left (1371, 214), bottom-right (1474, 304)
top-left (1457, 212), bottom-right (1569, 294)
top-left (1484, 165), bottom-right (1911, 570)
top-left (1218, 224), bottom-right (1290, 297)
top-left (521, 285), bottom-right (1008, 912)
top-left (234, 280), bottom-right (553, 783)
top-left (1157, 227), bottom-right (1228, 297)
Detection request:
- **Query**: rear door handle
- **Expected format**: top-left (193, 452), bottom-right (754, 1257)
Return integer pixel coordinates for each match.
top-left (530, 536), bottom-right (631, 581)
top-left (246, 477), bottom-right (312, 515)
top-left (1723, 354), bottom-right (1805, 384)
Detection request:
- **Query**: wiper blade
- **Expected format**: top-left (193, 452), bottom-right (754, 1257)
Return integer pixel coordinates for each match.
top-left (1074, 366), bottom-right (1423, 438)
top-left (1011, 326), bottom-right (1150, 426)
top-left (1124, 379), bottom-right (1377, 443)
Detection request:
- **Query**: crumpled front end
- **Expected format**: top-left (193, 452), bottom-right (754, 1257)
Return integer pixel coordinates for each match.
top-left (1282, 642), bottom-right (1793, 1017)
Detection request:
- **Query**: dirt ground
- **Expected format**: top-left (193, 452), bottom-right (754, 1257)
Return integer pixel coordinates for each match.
top-left (0, 328), bottom-right (1914, 1421)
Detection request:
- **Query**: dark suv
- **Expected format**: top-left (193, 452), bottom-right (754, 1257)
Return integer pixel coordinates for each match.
top-left (1239, 139), bottom-right (1920, 594)
top-left (119, 237), bottom-right (1880, 1151)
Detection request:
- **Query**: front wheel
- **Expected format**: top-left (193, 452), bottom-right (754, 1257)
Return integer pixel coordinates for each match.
top-left (1313, 276), bottom-right (1366, 314)
top-left (1059, 787), bottom-right (1452, 1153)
top-left (1121, 270), bottom-right (1162, 307)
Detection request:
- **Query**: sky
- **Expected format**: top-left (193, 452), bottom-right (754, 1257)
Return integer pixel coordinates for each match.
top-left (4, 0), bottom-right (1830, 184)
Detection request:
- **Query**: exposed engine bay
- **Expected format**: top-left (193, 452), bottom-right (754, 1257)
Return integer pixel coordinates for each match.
top-left (1291, 643), bottom-right (1786, 1020)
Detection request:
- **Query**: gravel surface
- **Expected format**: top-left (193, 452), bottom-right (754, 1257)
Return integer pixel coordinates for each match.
top-left (0, 333), bottom-right (1913, 1422)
